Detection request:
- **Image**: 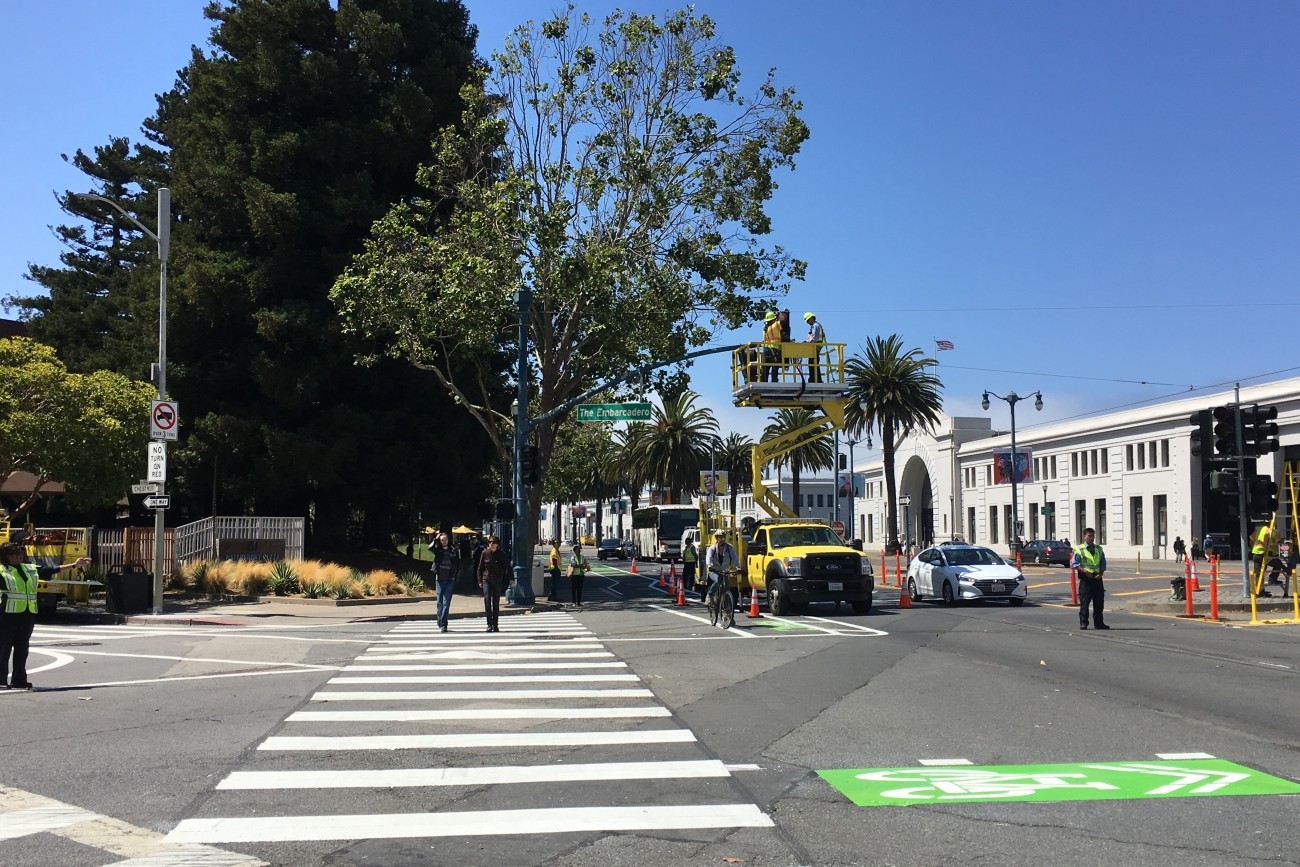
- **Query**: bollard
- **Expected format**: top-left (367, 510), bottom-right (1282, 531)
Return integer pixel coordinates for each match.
top-left (1069, 565), bottom-right (1078, 606)
top-left (1015, 550), bottom-right (1022, 569)
top-left (1189, 558), bottom-right (1199, 593)
top-left (894, 551), bottom-right (902, 588)
top-left (1184, 574), bottom-right (1195, 617)
top-left (1209, 555), bottom-right (1219, 621)
top-left (1184, 559), bottom-right (1193, 596)
top-left (1136, 553), bottom-right (1141, 575)
top-left (881, 551), bottom-right (887, 586)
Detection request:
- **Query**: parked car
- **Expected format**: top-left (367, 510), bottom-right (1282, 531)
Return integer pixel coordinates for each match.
top-left (906, 544), bottom-right (1028, 606)
top-left (1019, 539), bottom-right (1073, 566)
top-left (597, 538), bottom-right (632, 560)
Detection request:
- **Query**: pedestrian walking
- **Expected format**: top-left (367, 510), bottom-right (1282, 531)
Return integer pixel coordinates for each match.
top-left (1, 542), bottom-right (90, 689)
top-left (477, 535), bottom-right (509, 632)
top-left (430, 532), bottom-right (459, 632)
top-left (546, 540), bottom-right (563, 602)
top-left (567, 544), bottom-right (590, 607)
top-left (803, 312), bottom-right (825, 383)
top-left (1172, 535), bottom-right (1185, 564)
top-left (1202, 532), bottom-right (1214, 560)
top-left (1070, 527), bottom-right (1108, 630)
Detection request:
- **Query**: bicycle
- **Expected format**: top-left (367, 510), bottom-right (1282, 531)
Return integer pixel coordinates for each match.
top-left (706, 567), bottom-right (739, 629)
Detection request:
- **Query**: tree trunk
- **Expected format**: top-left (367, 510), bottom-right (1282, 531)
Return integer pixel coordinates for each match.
top-left (791, 464), bottom-right (801, 517)
top-left (882, 423), bottom-right (901, 554)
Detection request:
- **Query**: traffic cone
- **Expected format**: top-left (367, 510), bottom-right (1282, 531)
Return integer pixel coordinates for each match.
top-left (898, 585), bottom-right (912, 609)
top-left (658, 565), bottom-right (666, 588)
top-left (630, 557), bottom-right (637, 574)
top-left (675, 575), bottom-right (686, 606)
top-left (748, 584), bottom-right (761, 618)
top-left (669, 560), bottom-right (677, 579)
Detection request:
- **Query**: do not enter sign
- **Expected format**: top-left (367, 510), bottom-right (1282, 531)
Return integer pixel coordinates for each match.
top-left (151, 400), bottom-right (179, 441)
top-left (832, 520), bottom-right (846, 537)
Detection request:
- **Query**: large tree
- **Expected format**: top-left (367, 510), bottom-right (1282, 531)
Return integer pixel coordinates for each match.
top-left (843, 335), bottom-right (944, 553)
top-left (623, 391), bottom-right (718, 504)
top-left (0, 338), bottom-right (155, 520)
top-left (20, 0), bottom-right (489, 546)
top-left (330, 5), bottom-right (807, 549)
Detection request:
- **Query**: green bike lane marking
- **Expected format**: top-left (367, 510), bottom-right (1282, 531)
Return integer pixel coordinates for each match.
top-left (818, 759), bottom-right (1300, 806)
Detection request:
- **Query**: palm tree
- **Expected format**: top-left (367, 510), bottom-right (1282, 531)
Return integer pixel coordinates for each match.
top-left (762, 407), bottom-right (835, 517)
top-left (843, 334), bottom-right (944, 553)
top-left (715, 432), bottom-right (755, 518)
top-left (624, 391), bottom-right (718, 503)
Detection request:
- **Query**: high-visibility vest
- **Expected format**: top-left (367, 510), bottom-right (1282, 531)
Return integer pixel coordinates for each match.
top-left (569, 553), bottom-right (588, 574)
top-left (1073, 544), bottom-right (1102, 573)
top-left (1251, 526), bottom-right (1272, 556)
top-left (682, 542), bottom-right (696, 563)
top-left (763, 319), bottom-right (781, 347)
top-left (808, 321), bottom-right (825, 344)
top-left (1, 563), bottom-right (39, 615)
top-left (549, 547), bottom-right (561, 570)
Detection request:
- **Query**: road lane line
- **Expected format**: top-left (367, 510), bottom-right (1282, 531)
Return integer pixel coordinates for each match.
top-left (286, 706), bottom-right (672, 722)
top-left (919, 758), bottom-right (974, 765)
top-left (219, 759), bottom-right (729, 790)
top-left (649, 605), bottom-right (757, 635)
top-left (328, 674), bottom-right (640, 684)
top-left (259, 729), bottom-right (697, 751)
top-left (343, 661), bottom-right (628, 671)
top-left (167, 804), bottom-right (774, 843)
top-left (362, 650), bottom-right (615, 661)
top-left (1156, 752), bottom-right (1216, 760)
top-left (802, 615), bottom-right (889, 635)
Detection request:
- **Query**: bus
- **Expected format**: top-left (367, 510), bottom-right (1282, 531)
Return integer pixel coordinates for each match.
top-left (631, 505), bottom-right (700, 561)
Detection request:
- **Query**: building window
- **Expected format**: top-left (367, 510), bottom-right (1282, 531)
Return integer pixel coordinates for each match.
top-left (1075, 499), bottom-right (1088, 542)
top-left (989, 507), bottom-right (999, 544)
top-left (865, 514), bottom-right (872, 544)
top-left (1148, 441), bottom-right (1157, 469)
top-left (1030, 503), bottom-right (1040, 540)
top-left (1072, 453), bottom-right (1079, 476)
top-left (816, 494), bottom-right (824, 508)
top-left (1052, 455), bottom-right (1058, 479)
top-left (1101, 448), bottom-right (1109, 474)
top-left (1095, 498), bottom-right (1106, 544)
top-left (1161, 439), bottom-right (1169, 467)
top-left (1089, 450), bottom-right (1098, 475)
top-left (1138, 445), bottom-right (1146, 470)
top-left (968, 507), bottom-right (977, 543)
top-left (1126, 444), bottom-right (1134, 471)
top-left (1130, 496), bottom-right (1143, 546)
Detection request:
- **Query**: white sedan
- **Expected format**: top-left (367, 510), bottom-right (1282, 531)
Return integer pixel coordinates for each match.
top-left (906, 544), bottom-right (1028, 606)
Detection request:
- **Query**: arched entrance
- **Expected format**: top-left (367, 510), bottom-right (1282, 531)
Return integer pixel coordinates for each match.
top-left (899, 455), bottom-right (935, 550)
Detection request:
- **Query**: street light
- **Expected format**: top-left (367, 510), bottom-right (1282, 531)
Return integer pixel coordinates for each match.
top-left (75, 189), bottom-right (170, 613)
top-left (981, 389), bottom-right (1043, 556)
top-left (1042, 483), bottom-right (1049, 539)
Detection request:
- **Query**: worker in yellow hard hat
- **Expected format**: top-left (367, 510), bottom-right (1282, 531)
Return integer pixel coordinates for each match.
top-left (762, 310), bottom-right (781, 383)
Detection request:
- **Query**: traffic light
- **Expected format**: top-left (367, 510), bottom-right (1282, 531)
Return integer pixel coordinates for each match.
top-left (1247, 474), bottom-right (1279, 519)
top-left (520, 444), bottom-right (539, 486)
top-left (1241, 404), bottom-right (1280, 456)
top-left (1188, 409), bottom-right (1213, 458)
top-left (1212, 405), bottom-right (1238, 457)
top-left (1209, 470), bottom-right (1239, 495)
top-left (495, 500), bottom-right (516, 521)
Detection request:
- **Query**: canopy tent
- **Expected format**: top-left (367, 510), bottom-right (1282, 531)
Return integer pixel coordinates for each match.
top-left (450, 525), bottom-right (477, 535)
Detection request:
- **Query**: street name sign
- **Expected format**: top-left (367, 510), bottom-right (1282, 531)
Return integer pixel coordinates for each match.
top-left (577, 403), bottom-right (652, 422)
top-left (143, 495), bottom-right (171, 510)
top-left (150, 399), bottom-right (179, 441)
top-left (131, 483), bottom-right (160, 495)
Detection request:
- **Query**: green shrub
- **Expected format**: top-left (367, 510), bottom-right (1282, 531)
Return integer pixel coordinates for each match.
top-left (328, 578), bottom-right (361, 599)
top-left (301, 581), bottom-right (328, 599)
top-left (268, 561), bottom-right (299, 596)
top-left (399, 571), bottom-right (425, 596)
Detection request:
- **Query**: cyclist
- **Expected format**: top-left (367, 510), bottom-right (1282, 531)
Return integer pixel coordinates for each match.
top-left (704, 528), bottom-right (740, 603)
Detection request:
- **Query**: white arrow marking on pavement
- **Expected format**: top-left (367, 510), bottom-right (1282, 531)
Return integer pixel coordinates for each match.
top-left (1086, 763), bottom-right (1251, 795)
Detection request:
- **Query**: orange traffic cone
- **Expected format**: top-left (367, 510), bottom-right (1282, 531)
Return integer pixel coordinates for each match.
top-left (630, 557), bottom-right (637, 574)
top-left (669, 560), bottom-right (677, 579)
top-left (748, 584), bottom-right (762, 618)
top-left (675, 575), bottom-right (686, 606)
top-left (658, 565), bottom-right (666, 589)
top-left (898, 586), bottom-right (912, 609)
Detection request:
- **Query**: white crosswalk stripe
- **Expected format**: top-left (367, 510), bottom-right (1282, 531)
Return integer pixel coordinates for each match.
top-left (167, 612), bottom-right (773, 848)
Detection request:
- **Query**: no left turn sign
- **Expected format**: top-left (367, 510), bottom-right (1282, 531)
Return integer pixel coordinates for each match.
top-left (151, 400), bottom-right (179, 441)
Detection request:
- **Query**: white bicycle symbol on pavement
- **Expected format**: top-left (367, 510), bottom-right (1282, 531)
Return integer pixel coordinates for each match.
top-left (856, 768), bottom-right (1117, 801)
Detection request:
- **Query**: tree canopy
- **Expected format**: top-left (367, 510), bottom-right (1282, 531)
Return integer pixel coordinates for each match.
top-left (331, 4), bottom-right (808, 541)
top-left (0, 338), bottom-right (155, 520)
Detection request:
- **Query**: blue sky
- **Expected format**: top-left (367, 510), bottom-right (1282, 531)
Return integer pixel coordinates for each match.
top-left (3, 1), bottom-right (1299, 452)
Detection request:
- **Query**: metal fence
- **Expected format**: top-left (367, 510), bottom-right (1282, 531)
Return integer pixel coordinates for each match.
top-left (90, 517), bottom-right (304, 574)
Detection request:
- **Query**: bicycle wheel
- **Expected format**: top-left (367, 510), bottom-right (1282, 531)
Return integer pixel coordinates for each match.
top-left (707, 587), bottom-right (721, 627)
top-left (719, 589), bottom-right (736, 629)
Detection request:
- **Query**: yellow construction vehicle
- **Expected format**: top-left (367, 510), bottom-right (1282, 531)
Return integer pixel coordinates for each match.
top-left (1, 513), bottom-right (93, 616)
top-left (699, 339), bottom-right (873, 614)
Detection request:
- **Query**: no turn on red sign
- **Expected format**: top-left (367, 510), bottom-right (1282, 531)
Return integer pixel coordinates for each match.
top-left (150, 400), bottom-right (179, 441)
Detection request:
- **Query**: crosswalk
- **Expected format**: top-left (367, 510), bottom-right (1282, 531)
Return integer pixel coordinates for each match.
top-left (167, 612), bottom-right (772, 847)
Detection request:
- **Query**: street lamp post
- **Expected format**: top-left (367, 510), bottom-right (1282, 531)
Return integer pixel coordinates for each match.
top-left (1042, 484), bottom-right (1049, 539)
top-left (898, 494), bottom-right (912, 555)
top-left (982, 389), bottom-right (1043, 556)
top-left (75, 189), bottom-right (170, 613)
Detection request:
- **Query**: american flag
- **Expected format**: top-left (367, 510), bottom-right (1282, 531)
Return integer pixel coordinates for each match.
top-left (935, 339), bottom-right (955, 351)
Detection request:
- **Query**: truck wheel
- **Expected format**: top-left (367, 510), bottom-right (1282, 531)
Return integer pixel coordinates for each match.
top-left (768, 578), bottom-right (791, 616)
top-left (851, 595), bottom-right (873, 615)
top-left (942, 581), bottom-right (957, 606)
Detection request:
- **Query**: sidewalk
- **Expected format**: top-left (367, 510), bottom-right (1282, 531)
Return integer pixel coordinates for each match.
top-left (111, 590), bottom-right (564, 627)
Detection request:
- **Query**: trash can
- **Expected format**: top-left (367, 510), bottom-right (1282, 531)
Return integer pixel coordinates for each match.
top-left (105, 563), bottom-right (151, 614)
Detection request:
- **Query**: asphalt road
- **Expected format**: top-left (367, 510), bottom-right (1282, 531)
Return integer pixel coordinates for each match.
top-left (2, 558), bottom-right (1297, 866)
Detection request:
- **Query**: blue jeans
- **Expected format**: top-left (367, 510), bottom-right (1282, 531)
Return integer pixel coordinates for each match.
top-left (436, 578), bottom-right (455, 627)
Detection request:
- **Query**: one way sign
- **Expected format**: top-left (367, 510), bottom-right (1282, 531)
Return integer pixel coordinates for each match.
top-left (143, 495), bottom-right (171, 510)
